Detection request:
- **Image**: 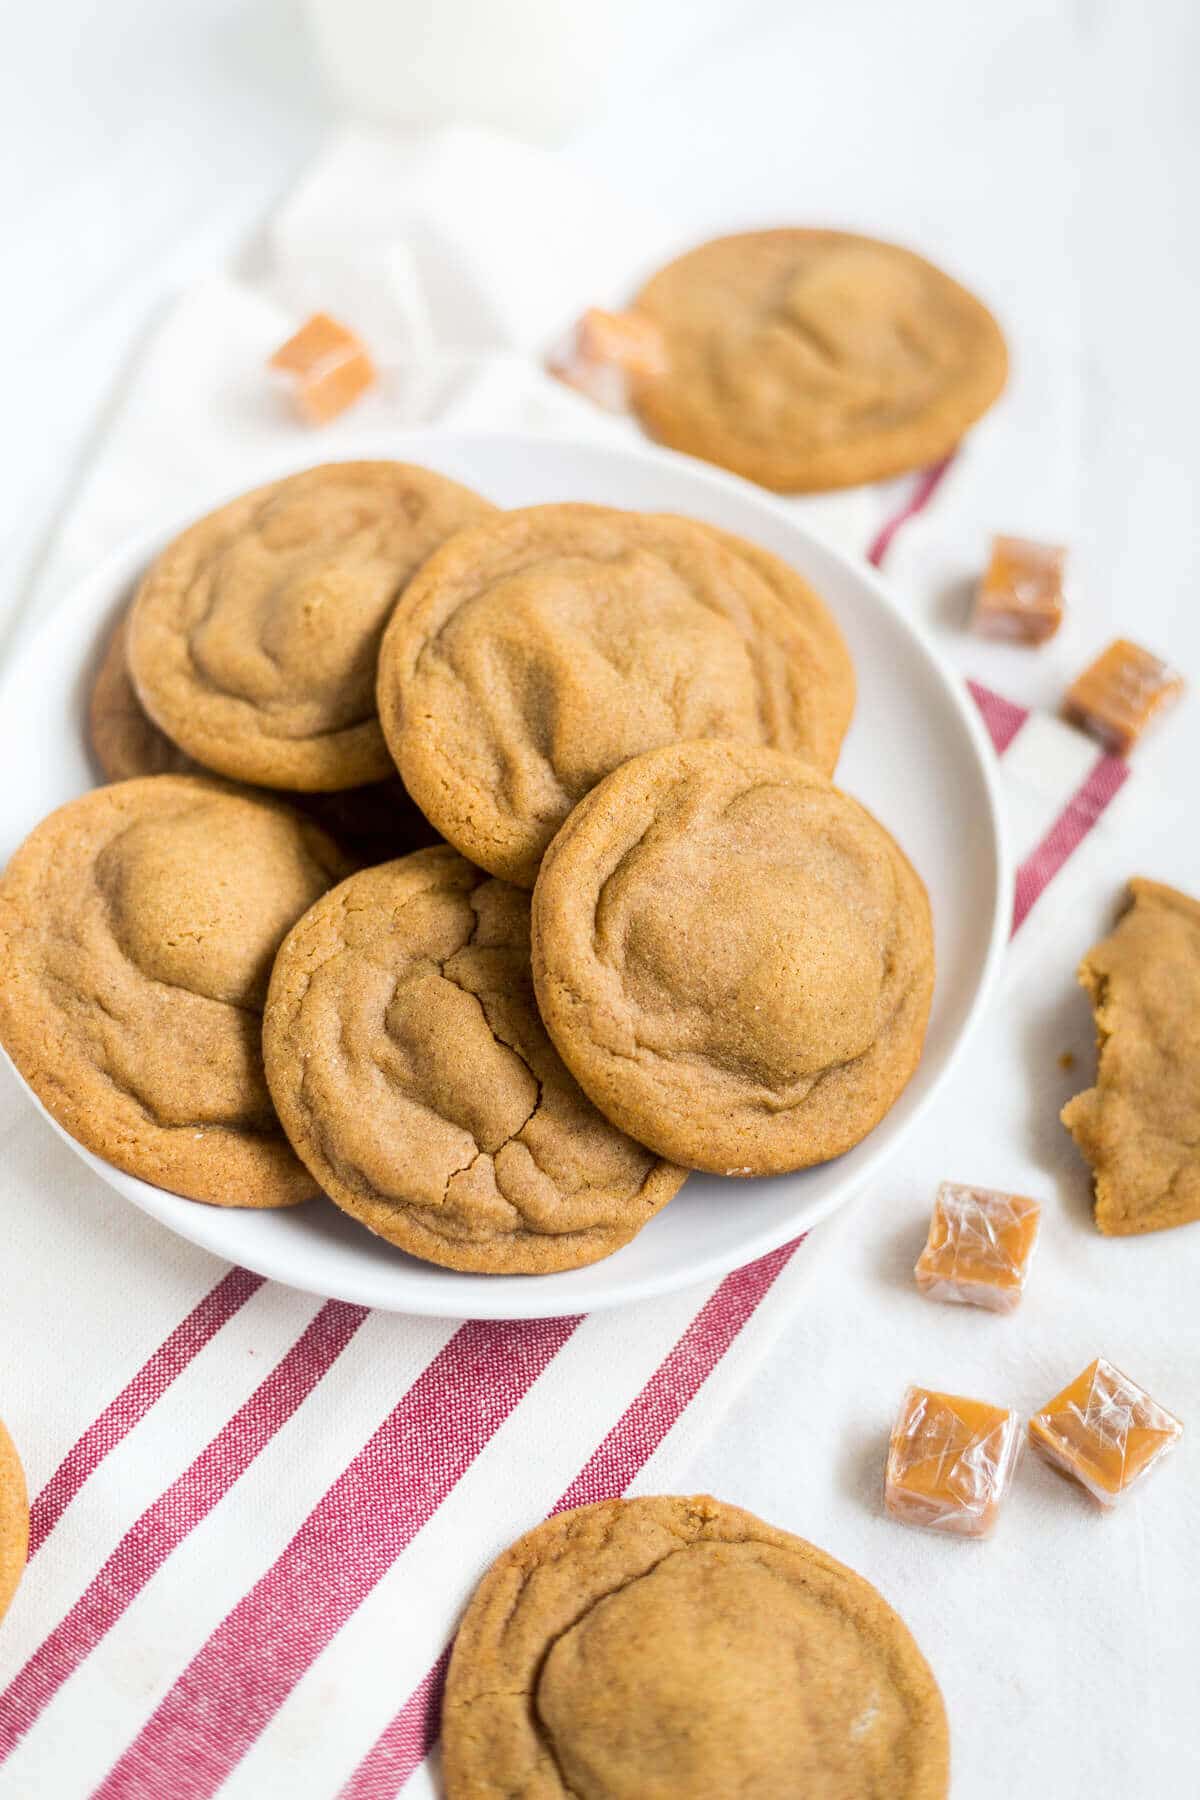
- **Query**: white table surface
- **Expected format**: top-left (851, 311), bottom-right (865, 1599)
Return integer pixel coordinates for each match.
top-left (5, 2), bottom-right (1200, 1795)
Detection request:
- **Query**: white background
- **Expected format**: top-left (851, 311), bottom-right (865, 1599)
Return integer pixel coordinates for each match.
top-left (4, 2), bottom-right (1200, 1795)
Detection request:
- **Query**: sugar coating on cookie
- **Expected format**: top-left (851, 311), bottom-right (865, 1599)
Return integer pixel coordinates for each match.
top-left (0, 776), bottom-right (350, 1206)
top-left (262, 846), bottom-right (685, 1273)
top-left (127, 462), bottom-right (496, 792)
top-left (630, 229), bottom-right (1008, 493)
top-left (442, 1495), bottom-right (949, 1799)
top-left (0, 1417), bottom-right (28, 1627)
top-left (531, 740), bottom-right (933, 1176)
top-left (1062, 877), bottom-right (1200, 1235)
top-left (377, 503), bottom-right (854, 887)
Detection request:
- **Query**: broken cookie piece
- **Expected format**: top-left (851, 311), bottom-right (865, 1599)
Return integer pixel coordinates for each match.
top-left (1062, 877), bottom-right (1200, 1235)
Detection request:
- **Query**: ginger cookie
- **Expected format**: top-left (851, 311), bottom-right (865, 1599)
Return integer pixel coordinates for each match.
top-left (127, 461), bottom-right (496, 792)
top-left (442, 1495), bottom-right (949, 1799)
top-left (0, 1417), bottom-right (27, 1627)
top-left (630, 229), bottom-right (1007, 492)
top-left (1063, 877), bottom-right (1200, 1234)
top-left (0, 776), bottom-right (351, 1206)
top-left (90, 605), bottom-right (440, 865)
top-left (377, 504), bottom-right (854, 887)
top-left (263, 847), bottom-right (684, 1273)
top-left (532, 740), bottom-right (933, 1176)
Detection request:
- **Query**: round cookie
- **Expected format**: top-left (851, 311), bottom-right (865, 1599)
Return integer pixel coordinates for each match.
top-left (630, 229), bottom-right (1008, 492)
top-left (531, 740), bottom-right (933, 1176)
top-left (442, 1495), bottom-right (950, 1799)
top-left (127, 461), bottom-right (496, 791)
top-left (263, 846), bottom-right (684, 1273)
top-left (90, 606), bottom-right (441, 865)
top-left (377, 504), bottom-right (854, 886)
top-left (0, 776), bottom-right (351, 1206)
top-left (0, 1417), bottom-right (27, 1628)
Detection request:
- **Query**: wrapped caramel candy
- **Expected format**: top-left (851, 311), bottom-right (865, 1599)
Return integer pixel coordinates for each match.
top-left (973, 535), bottom-right (1065, 644)
top-left (1029, 1358), bottom-right (1182, 1506)
top-left (884, 1386), bottom-right (1022, 1537)
top-left (269, 312), bottom-right (376, 424)
top-left (914, 1182), bottom-right (1041, 1313)
top-left (548, 307), bottom-right (668, 412)
top-left (1062, 639), bottom-right (1183, 754)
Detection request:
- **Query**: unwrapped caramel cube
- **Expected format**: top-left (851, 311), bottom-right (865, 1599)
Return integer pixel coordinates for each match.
top-left (1062, 638), bottom-right (1183, 754)
top-left (1029, 1357), bottom-right (1182, 1507)
top-left (269, 312), bottom-right (376, 425)
top-left (884, 1387), bottom-right (1022, 1537)
top-left (973, 535), bottom-right (1066, 644)
top-left (548, 307), bottom-right (668, 412)
top-left (914, 1183), bottom-right (1041, 1313)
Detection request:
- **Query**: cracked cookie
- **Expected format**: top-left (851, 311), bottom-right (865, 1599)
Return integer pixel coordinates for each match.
top-left (1062, 877), bottom-right (1200, 1234)
top-left (126, 461), bottom-right (496, 792)
top-left (0, 1417), bottom-right (27, 1627)
top-left (532, 740), bottom-right (933, 1176)
top-left (0, 776), bottom-right (350, 1206)
top-left (442, 1495), bottom-right (950, 1799)
top-left (263, 846), bottom-right (685, 1273)
top-left (377, 503), bottom-right (854, 887)
top-left (91, 605), bottom-right (441, 865)
top-left (629, 229), bottom-right (1007, 492)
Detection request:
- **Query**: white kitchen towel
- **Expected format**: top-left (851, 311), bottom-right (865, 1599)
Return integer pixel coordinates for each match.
top-left (0, 127), bottom-right (1186, 1800)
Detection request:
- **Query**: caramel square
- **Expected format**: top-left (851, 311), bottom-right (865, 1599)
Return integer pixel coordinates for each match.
top-left (914, 1183), bottom-right (1041, 1313)
top-left (884, 1387), bottom-right (1022, 1537)
top-left (1062, 639), bottom-right (1183, 754)
top-left (1028, 1357), bottom-right (1182, 1506)
top-left (973, 535), bottom-right (1065, 644)
top-left (548, 308), bottom-right (668, 412)
top-left (269, 312), bottom-right (376, 425)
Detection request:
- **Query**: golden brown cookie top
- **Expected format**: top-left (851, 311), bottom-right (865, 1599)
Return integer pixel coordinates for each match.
top-left (377, 504), bottom-right (854, 886)
top-left (442, 1495), bottom-right (949, 1799)
top-left (0, 1417), bottom-right (27, 1627)
top-left (531, 740), bottom-right (933, 1175)
top-left (127, 462), bottom-right (496, 792)
top-left (90, 610), bottom-right (197, 781)
top-left (630, 230), bottom-right (1008, 492)
top-left (263, 847), bottom-right (684, 1273)
top-left (0, 776), bottom-right (350, 1206)
top-left (1062, 877), bottom-right (1200, 1235)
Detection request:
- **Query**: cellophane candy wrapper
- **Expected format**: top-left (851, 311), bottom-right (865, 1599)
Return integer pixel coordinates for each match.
top-left (885, 1386), bottom-right (1022, 1538)
top-left (914, 1182), bottom-right (1042, 1312)
top-left (1028, 1357), bottom-right (1183, 1506)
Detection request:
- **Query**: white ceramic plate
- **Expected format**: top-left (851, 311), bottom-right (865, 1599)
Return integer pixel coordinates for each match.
top-left (0, 431), bottom-right (1010, 1318)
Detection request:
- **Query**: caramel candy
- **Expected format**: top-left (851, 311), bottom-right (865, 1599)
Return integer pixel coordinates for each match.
top-left (1062, 638), bottom-right (1183, 754)
top-left (269, 312), bottom-right (376, 424)
top-left (548, 307), bottom-right (669, 412)
top-left (914, 1182), bottom-right (1041, 1313)
top-left (884, 1386), bottom-right (1021, 1537)
top-left (973, 535), bottom-right (1066, 644)
top-left (1029, 1357), bottom-right (1182, 1507)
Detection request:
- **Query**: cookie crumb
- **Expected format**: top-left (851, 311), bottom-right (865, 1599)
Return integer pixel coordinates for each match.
top-left (1057, 1050), bottom-right (1075, 1071)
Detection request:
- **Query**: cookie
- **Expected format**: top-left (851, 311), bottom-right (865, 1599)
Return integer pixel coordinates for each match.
top-left (90, 605), bottom-right (441, 865)
top-left (0, 776), bottom-right (350, 1206)
top-left (127, 461), bottom-right (496, 791)
top-left (630, 229), bottom-right (1008, 492)
top-left (377, 504), bottom-right (854, 886)
top-left (0, 1417), bottom-right (27, 1627)
top-left (263, 846), bottom-right (684, 1273)
top-left (532, 740), bottom-right (933, 1175)
top-left (442, 1495), bottom-right (949, 1799)
top-left (1062, 877), bottom-right (1200, 1235)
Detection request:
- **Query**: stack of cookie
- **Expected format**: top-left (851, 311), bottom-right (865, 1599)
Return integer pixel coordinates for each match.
top-left (0, 461), bottom-right (934, 1275)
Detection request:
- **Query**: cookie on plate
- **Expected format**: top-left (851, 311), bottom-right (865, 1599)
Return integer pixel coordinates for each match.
top-left (0, 776), bottom-right (350, 1206)
top-left (1062, 877), bottom-right (1200, 1235)
top-left (532, 740), bottom-right (933, 1175)
top-left (263, 846), bottom-right (684, 1273)
top-left (0, 1417), bottom-right (27, 1627)
top-left (630, 229), bottom-right (1007, 492)
top-left (377, 503), bottom-right (854, 886)
top-left (127, 461), bottom-right (496, 792)
top-left (442, 1495), bottom-right (949, 1799)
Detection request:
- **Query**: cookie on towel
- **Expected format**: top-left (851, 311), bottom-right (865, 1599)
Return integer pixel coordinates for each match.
top-left (127, 461), bottom-right (496, 791)
top-left (630, 229), bottom-right (1007, 492)
top-left (532, 740), bottom-right (933, 1176)
top-left (376, 503), bottom-right (854, 886)
top-left (263, 846), bottom-right (685, 1273)
top-left (0, 1417), bottom-right (27, 1627)
top-left (442, 1495), bottom-right (949, 1799)
top-left (0, 776), bottom-right (350, 1206)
